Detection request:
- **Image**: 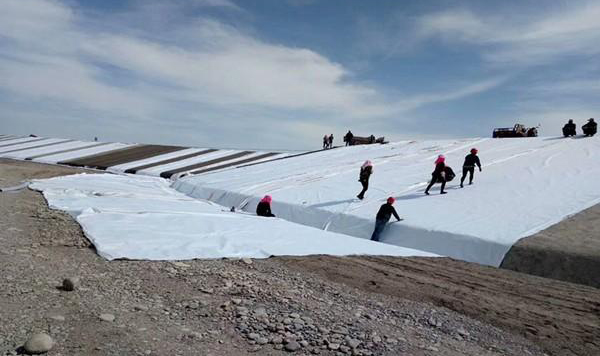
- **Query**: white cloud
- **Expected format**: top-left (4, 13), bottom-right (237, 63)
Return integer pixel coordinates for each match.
top-left (416, 3), bottom-right (600, 65)
top-left (0, 0), bottom-right (503, 148)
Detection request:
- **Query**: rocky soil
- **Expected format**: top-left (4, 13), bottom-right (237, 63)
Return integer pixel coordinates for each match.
top-left (0, 159), bottom-right (598, 355)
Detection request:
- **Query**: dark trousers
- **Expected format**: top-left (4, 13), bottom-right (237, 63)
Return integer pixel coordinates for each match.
top-left (357, 179), bottom-right (369, 199)
top-left (460, 166), bottom-right (475, 185)
top-left (425, 174), bottom-right (446, 193)
top-left (370, 219), bottom-right (388, 241)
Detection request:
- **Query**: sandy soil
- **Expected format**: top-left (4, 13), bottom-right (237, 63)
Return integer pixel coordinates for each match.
top-left (1, 159), bottom-right (598, 356)
top-left (501, 204), bottom-right (600, 288)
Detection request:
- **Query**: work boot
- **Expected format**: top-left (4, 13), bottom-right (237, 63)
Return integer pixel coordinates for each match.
top-left (440, 191), bottom-right (447, 194)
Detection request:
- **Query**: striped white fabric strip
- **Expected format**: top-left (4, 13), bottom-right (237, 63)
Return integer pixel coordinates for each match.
top-left (34, 143), bottom-right (133, 164)
top-left (137, 150), bottom-right (238, 176)
top-left (107, 148), bottom-right (208, 173)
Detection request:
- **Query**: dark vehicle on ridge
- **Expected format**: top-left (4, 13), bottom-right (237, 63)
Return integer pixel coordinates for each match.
top-left (492, 123), bottom-right (538, 138)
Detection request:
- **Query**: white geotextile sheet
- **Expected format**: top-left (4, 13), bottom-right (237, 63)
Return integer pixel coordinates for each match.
top-left (107, 148), bottom-right (207, 173)
top-left (32, 143), bottom-right (132, 164)
top-left (174, 136), bottom-right (600, 266)
top-left (3, 141), bottom-right (96, 159)
top-left (0, 138), bottom-right (65, 153)
top-left (29, 174), bottom-right (437, 261)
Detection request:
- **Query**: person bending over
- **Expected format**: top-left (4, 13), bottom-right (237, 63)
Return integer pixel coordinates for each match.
top-left (371, 197), bottom-right (402, 242)
top-left (424, 155), bottom-right (447, 195)
top-left (256, 195), bottom-right (276, 217)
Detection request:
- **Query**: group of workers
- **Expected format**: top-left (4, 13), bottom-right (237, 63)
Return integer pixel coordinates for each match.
top-left (563, 118), bottom-right (597, 137)
top-left (322, 134), bottom-right (334, 149)
top-left (255, 148), bottom-right (483, 242)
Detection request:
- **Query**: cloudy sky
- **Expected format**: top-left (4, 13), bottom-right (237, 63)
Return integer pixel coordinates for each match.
top-left (1, 0), bottom-right (599, 150)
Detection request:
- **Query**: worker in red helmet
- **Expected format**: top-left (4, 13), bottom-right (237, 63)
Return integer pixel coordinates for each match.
top-left (460, 148), bottom-right (482, 188)
top-left (370, 197), bottom-right (403, 242)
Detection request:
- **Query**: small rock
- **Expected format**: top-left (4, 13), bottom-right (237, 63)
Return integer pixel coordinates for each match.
top-left (242, 258), bottom-right (253, 265)
top-left (347, 338), bottom-right (360, 348)
top-left (99, 313), bottom-right (115, 322)
top-left (328, 343), bottom-right (340, 350)
top-left (257, 337), bottom-right (269, 345)
top-left (62, 277), bottom-right (79, 291)
top-left (271, 336), bottom-right (284, 344)
top-left (48, 315), bottom-right (65, 322)
top-left (285, 341), bottom-right (301, 352)
top-left (133, 304), bottom-right (149, 312)
top-left (24, 333), bottom-right (54, 354)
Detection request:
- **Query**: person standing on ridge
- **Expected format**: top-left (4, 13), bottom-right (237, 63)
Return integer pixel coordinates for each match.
top-left (256, 195), bottom-right (276, 217)
top-left (328, 134), bottom-right (334, 148)
top-left (460, 148), bottom-right (482, 188)
top-left (424, 155), bottom-right (447, 195)
top-left (371, 197), bottom-right (402, 242)
top-left (323, 135), bottom-right (329, 149)
top-left (357, 160), bottom-right (373, 200)
top-left (344, 130), bottom-right (354, 146)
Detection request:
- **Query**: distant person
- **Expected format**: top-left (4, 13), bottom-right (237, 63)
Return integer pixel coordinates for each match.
top-left (582, 118), bottom-right (597, 136)
top-left (94, 136), bottom-right (98, 142)
top-left (369, 135), bottom-right (376, 144)
top-left (328, 134), bottom-right (334, 148)
top-left (323, 135), bottom-right (328, 149)
top-left (424, 155), bottom-right (447, 195)
top-left (356, 160), bottom-right (373, 200)
top-left (371, 197), bottom-right (402, 242)
top-left (256, 195), bottom-right (275, 217)
top-left (562, 119), bottom-right (576, 137)
top-left (460, 148), bottom-right (482, 188)
top-left (344, 130), bottom-right (354, 146)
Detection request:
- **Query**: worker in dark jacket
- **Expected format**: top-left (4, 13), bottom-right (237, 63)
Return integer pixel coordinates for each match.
top-left (424, 155), bottom-right (447, 195)
top-left (562, 119), bottom-right (577, 137)
top-left (582, 118), bottom-right (597, 136)
top-left (328, 134), bottom-right (334, 148)
top-left (344, 130), bottom-right (354, 146)
top-left (323, 135), bottom-right (328, 149)
top-left (256, 195), bottom-right (275, 217)
top-left (460, 148), bottom-right (482, 188)
top-left (357, 160), bottom-right (373, 200)
top-left (371, 197), bottom-right (402, 242)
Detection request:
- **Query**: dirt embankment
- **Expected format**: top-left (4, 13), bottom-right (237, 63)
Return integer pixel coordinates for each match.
top-left (500, 204), bottom-right (600, 288)
top-left (278, 256), bottom-right (600, 356)
top-left (1, 158), bottom-right (599, 356)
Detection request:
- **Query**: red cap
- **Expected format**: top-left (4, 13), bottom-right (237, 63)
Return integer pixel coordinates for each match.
top-left (387, 197), bottom-right (395, 204)
top-left (471, 148), bottom-right (478, 154)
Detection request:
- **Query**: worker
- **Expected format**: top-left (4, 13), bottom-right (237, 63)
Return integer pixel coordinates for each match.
top-left (460, 148), bottom-right (482, 188)
top-left (582, 118), bottom-right (597, 136)
top-left (370, 197), bottom-right (402, 242)
top-left (256, 195), bottom-right (275, 217)
top-left (424, 155), bottom-right (447, 195)
top-left (562, 119), bottom-right (577, 137)
top-left (356, 160), bottom-right (373, 200)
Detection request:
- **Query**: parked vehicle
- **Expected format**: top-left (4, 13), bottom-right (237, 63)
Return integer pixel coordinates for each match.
top-left (493, 124), bottom-right (538, 138)
top-left (350, 135), bottom-right (388, 145)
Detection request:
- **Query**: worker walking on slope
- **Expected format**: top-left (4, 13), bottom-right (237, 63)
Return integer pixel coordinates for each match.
top-left (328, 134), bottom-right (334, 148)
top-left (424, 155), bottom-right (448, 195)
top-left (323, 135), bottom-right (329, 149)
top-left (371, 197), bottom-right (402, 242)
top-left (357, 160), bottom-right (373, 200)
top-left (460, 148), bottom-right (482, 188)
top-left (256, 195), bottom-right (276, 217)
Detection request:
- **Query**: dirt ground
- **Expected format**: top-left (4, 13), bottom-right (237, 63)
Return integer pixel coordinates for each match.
top-left (1, 159), bottom-right (599, 356)
top-left (501, 204), bottom-right (600, 288)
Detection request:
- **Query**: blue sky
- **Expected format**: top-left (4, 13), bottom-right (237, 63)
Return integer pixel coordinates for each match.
top-left (1, 0), bottom-right (599, 150)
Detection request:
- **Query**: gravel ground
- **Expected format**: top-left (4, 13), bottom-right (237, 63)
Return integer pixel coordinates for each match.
top-left (0, 159), bottom-right (597, 355)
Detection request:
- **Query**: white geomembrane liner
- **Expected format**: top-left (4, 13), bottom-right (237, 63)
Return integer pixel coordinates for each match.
top-left (174, 136), bottom-right (600, 266)
top-left (29, 173), bottom-right (437, 261)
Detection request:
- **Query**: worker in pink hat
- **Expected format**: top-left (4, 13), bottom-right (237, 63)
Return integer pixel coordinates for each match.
top-left (256, 195), bottom-right (276, 217)
top-left (370, 197), bottom-right (402, 242)
top-left (357, 160), bottom-right (373, 200)
top-left (425, 155), bottom-right (447, 195)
